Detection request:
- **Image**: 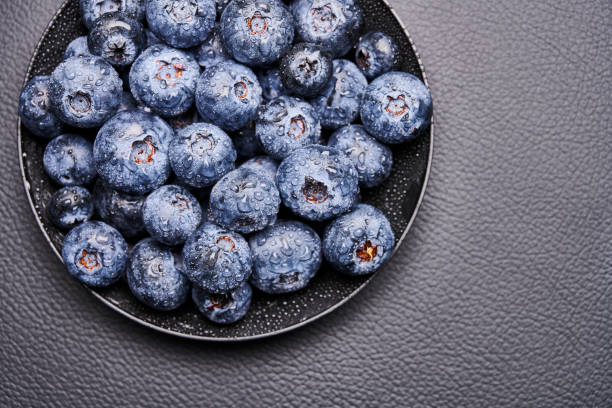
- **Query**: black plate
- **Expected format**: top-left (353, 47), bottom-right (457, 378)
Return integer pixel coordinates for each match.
top-left (18, 0), bottom-right (433, 341)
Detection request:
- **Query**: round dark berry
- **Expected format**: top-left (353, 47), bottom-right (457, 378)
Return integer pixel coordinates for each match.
top-left (47, 186), bottom-right (94, 230)
top-left (279, 43), bottom-right (333, 97)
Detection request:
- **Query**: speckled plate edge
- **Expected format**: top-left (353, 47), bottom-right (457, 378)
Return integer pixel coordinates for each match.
top-left (17, 0), bottom-right (434, 342)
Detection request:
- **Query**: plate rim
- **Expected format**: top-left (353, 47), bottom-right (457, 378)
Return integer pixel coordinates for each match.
top-left (17, 0), bottom-right (434, 342)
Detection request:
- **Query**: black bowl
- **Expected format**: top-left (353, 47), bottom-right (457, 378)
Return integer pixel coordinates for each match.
top-left (18, 0), bottom-right (433, 341)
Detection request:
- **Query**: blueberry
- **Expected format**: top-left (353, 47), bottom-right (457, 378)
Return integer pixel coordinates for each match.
top-left (61, 221), bottom-right (128, 287)
top-left (145, 0), bottom-right (216, 49)
top-left (169, 122), bottom-right (236, 188)
top-left (94, 110), bottom-right (173, 194)
top-left (126, 238), bottom-right (191, 310)
top-left (322, 204), bottom-right (394, 275)
top-left (88, 13), bottom-right (145, 68)
top-left (209, 167), bottom-right (281, 234)
top-left (291, 0), bottom-right (363, 58)
top-left (143, 29), bottom-right (162, 48)
top-left (129, 45), bottom-right (200, 117)
top-left (142, 184), bottom-right (202, 245)
top-left (43, 134), bottom-right (96, 186)
top-left (64, 36), bottom-right (93, 59)
top-left (279, 43), bottom-right (333, 97)
top-left (18, 76), bottom-right (64, 139)
top-left (167, 108), bottom-right (201, 131)
top-left (327, 124), bottom-right (393, 188)
top-left (220, 0), bottom-right (294, 67)
top-left (361, 71), bottom-right (432, 144)
top-left (249, 220), bottom-right (321, 294)
top-left (48, 56), bottom-right (122, 128)
top-left (192, 281), bottom-right (252, 324)
top-left (257, 67), bottom-right (289, 101)
top-left (117, 90), bottom-right (138, 112)
top-left (309, 59), bottom-right (367, 129)
top-left (239, 155), bottom-right (278, 183)
top-left (93, 179), bottom-right (146, 237)
top-left (47, 186), bottom-right (94, 229)
top-left (256, 96), bottom-right (321, 160)
top-left (182, 222), bottom-right (252, 293)
top-left (276, 144), bottom-right (359, 221)
top-left (231, 121), bottom-right (263, 158)
top-left (195, 60), bottom-right (262, 131)
top-left (191, 26), bottom-right (229, 70)
top-left (80, 0), bottom-right (145, 29)
top-left (355, 31), bottom-right (399, 80)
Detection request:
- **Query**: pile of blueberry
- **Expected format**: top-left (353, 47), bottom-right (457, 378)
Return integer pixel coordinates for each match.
top-left (19, 0), bottom-right (432, 325)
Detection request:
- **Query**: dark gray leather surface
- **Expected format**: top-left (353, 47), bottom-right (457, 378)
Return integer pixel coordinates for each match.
top-left (1, 0), bottom-right (610, 406)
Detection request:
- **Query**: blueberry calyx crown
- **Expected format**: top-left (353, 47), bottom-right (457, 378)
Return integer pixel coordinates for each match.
top-left (68, 91), bottom-right (92, 115)
top-left (130, 136), bottom-right (156, 164)
top-left (356, 240), bottom-right (377, 262)
top-left (171, 194), bottom-right (191, 213)
top-left (155, 59), bottom-right (186, 87)
top-left (207, 292), bottom-right (235, 310)
top-left (77, 248), bottom-right (101, 273)
top-left (164, 1), bottom-right (198, 24)
top-left (311, 4), bottom-right (340, 34)
top-left (385, 94), bottom-right (408, 117)
top-left (216, 236), bottom-right (235, 251)
top-left (288, 116), bottom-right (306, 138)
top-left (302, 176), bottom-right (329, 204)
top-left (189, 132), bottom-right (215, 155)
top-left (248, 11), bottom-right (268, 35)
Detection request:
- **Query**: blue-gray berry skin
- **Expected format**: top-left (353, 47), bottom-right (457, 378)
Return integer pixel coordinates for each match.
top-left (309, 59), bottom-right (367, 129)
top-left (279, 43), bottom-right (333, 98)
top-left (191, 26), bottom-right (229, 70)
top-left (145, 0), bottom-right (216, 49)
top-left (240, 155), bottom-right (278, 183)
top-left (322, 204), bottom-right (394, 275)
top-left (126, 238), bottom-right (191, 311)
top-left (182, 222), bottom-right (252, 293)
top-left (47, 186), bottom-right (94, 230)
top-left (61, 221), bottom-right (128, 287)
top-left (276, 144), bottom-right (359, 221)
top-left (94, 110), bottom-right (173, 194)
top-left (257, 68), bottom-right (289, 101)
top-left (192, 281), bottom-right (252, 324)
top-left (256, 96), bottom-right (321, 160)
top-left (209, 167), bottom-right (281, 234)
top-left (291, 0), bottom-right (363, 58)
top-left (169, 122), bottom-right (236, 188)
top-left (93, 179), bottom-right (146, 237)
top-left (88, 13), bottom-right (145, 68)
top-left (231, 121), bottom-right (262, 158)
top-left (64, 36), bottom-right (93, 59)
top-left (361, 71), bottom-right (432, 145)
top-left (355, 31), bottom-right (399, 80)
top-left (249, 220), bottom-right (321, 294)
top-left (48, 56), bottom-right (123, 128)
top-left (18, 76), bottom-right (64, 139)
top-left (327, 124), bottom-right (393, 188)
top-left (220, 0), bottom-right (294, 67)
top-left (80, 0), bottom-right (146, 29)
top-left (43, 134), bottom-right (96, 186)
top-left (129, 45), bottom-right (201, 117)
top-left (195, 60), bottom-right (262, 131)
top-left (142, 184), bottom-right (202, 246)
top-left (118, 91), bottom-right (138, 112)
top-left (144, 29), bottom-right (162, 48)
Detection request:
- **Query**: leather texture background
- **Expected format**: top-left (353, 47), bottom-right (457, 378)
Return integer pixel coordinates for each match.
top-left (1, 1), bottom-right (611, 407)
